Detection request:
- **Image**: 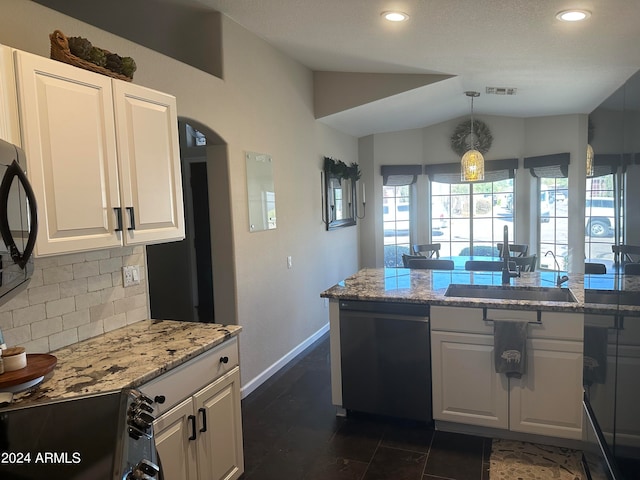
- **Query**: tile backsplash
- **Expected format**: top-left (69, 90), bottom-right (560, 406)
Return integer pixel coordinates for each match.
top-left (0, 246), bottom-right (148, 353)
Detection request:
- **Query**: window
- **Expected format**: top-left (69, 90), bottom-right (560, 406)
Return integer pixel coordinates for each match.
top-left (524, 153), bottom-right (570, 271)
top-left (383, 185), bottom-right (411, 267)
top-left (585, 153), bottom-right (623, 268)
top-left (538, 178), bottom-right (569, 270)
top-left (430, 179), bottom-right (514, 257)
top-left (381, 165), bottom-right (422, 267)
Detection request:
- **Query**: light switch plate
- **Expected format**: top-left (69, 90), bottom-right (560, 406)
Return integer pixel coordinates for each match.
top-left (123, 265), bottom-right (141, 287)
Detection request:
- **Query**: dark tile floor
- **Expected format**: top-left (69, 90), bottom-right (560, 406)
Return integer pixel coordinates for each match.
top-left (240, 333), bottom-right (491, 480)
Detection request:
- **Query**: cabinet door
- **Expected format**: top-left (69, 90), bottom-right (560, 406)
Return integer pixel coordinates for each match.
top-left (510, 338), bottom-right (583, 439)
top-left (112, 80), bottom-right (184, 245)
top-left (193, 367), bottom-right (244, 480)
top-left (154, 397), bottom-right (199, 480)
top-left (431, 331), bottom-right (509, 429)
top-left (0, 45), bottom-right (20, 145)
top-left (614, 344), bottom-right (640, 449)
top-left (14, 50), bottom-right (121, 255)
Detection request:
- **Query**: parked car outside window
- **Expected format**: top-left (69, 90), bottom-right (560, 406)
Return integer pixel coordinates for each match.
top-left (585, 197), bottom-right (615, 237)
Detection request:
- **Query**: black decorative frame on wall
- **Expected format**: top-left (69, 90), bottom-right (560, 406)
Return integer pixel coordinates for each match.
top-left (322, 157), bottom-right (360, 230)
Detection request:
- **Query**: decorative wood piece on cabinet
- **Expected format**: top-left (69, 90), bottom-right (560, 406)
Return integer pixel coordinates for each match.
top-left (12, 48), bottom-right (184, 256)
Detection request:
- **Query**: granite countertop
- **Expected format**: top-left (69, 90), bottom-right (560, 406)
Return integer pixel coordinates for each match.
top-left (321, 268), bottom-right (640, 315)
top-left (7, 319), bottom-right (242, 407)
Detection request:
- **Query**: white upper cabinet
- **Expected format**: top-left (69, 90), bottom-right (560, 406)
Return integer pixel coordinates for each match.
top-left (14, 49), bottom-right (121, 255)
top-left (0, 45), bottom-right (22, 145)
top-left (113, 81), bottom-right (184, 245)
top-left (12, 48), bottom-right (184, 256)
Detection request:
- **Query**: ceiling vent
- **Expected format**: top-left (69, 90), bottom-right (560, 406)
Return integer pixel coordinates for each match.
top-left (485, 87), bottom-right (517, 95)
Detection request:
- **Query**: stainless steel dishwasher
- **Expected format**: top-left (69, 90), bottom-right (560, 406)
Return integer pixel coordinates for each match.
top-left (339, 300), bottom-right (432, 422)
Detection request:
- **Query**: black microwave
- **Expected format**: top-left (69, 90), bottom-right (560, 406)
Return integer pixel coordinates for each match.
top-left (0, 138), bottom-right (37, 304)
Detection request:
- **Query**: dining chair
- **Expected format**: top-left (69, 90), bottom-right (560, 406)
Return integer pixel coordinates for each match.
top-left (407, 258), bottom-right (454, 270)
top-left (511, 254), bottom-right (537, 272)
top-left (612, 245), bottom-right (640, 264)
top-left (496, 243), bottom-right (529, 258)
top-left (585, 262), bottom-right (607, 274)
top-left (624, 263), bottom-right (640, 275)
top-left (464, 260), bottom-right (503, 272)
top-left (412, 243), bottom-right (441, 258)
top-left (402, 254), bottom-right (425, 268)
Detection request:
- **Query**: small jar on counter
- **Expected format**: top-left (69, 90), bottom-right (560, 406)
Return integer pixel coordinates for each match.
top-left (2, 347), bottom-right (26, 372)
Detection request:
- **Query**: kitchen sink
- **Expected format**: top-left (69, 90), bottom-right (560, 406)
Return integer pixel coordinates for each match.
top-left (444, 284), bottom-right (577, 303)
top-left (584, 289), bottom-right (640, 306)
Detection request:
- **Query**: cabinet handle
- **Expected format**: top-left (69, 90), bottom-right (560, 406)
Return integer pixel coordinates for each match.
top-left (114, 207), bottom-right (123, 232)
top-left (220, 356), bottom-right (229, 364)
top-left (126, 207), bottom-right (136, 230)
top-left (188, 415), bottom-right (197, 440)
top-left (154, 395), bottom-right (166, 404)
top-left (198, 407), bottom-right (207, 433)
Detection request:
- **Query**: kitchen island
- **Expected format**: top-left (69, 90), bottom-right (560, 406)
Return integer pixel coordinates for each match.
top-left (321, 267), bottom-right (640, 446)
top-left (321, 267), bottom-right (640, 315)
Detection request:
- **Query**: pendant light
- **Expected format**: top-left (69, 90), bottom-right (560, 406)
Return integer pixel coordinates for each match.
top-left (461, 91), bottom-right (485, 182)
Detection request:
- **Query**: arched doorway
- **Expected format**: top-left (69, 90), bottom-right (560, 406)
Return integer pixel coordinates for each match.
top-left (147, 119), bottom-right (235, 324)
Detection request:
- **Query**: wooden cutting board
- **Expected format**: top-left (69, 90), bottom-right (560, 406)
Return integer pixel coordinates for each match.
top-left (0, 354), bottom-right (57, 389)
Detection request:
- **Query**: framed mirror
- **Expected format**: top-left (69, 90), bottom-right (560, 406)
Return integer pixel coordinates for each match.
top-left (246, 151), bottom-right (276, 232)
top-left (323, 157), bottom-right (360, 230)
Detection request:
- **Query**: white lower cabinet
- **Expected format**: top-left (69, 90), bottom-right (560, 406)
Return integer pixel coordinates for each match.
top-left (431, 306), bottom-right (584, 440)
top-left (431, 330), bottom-right (509, 429)
top-left (509, 338), bottom-right (583, 438)
top-left (154, 397), bottom-right (198, 479)
top-left (143, 338), bottom-right (244, 480)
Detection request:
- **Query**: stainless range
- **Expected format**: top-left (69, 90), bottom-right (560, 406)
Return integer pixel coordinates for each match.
top-left (0, 388), bottom-right (162, 479)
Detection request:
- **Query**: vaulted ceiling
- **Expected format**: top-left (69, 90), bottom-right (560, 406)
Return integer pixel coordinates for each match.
top-left (36, 0), bottom-right (640, 137)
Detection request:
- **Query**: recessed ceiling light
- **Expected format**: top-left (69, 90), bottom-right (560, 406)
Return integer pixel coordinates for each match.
top-left (381, 11), bottom-right (409, 22)
top-left (556, 9), bottom-right (591, 22)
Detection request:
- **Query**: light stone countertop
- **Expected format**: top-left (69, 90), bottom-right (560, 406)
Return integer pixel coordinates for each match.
top-left (321, 268), bottom-right (640, 315)
top-left (7, 319), bottom-right (241, 407)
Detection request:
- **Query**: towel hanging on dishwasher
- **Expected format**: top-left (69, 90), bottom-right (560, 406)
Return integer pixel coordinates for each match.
top-left (494, 319), bottom-right (528, 378)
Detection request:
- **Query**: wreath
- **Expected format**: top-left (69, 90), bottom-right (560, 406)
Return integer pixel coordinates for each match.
top-left (324, 157), bottom-right (361, 181)
top-left (450, 119), bottom-right (493, 156)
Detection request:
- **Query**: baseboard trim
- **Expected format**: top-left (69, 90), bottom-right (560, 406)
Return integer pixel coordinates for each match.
top-left (240, 323), bottom-right (329, 398)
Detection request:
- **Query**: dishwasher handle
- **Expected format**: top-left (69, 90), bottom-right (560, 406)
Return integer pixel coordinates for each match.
top-left (339, 300), bottom-right (429, 318)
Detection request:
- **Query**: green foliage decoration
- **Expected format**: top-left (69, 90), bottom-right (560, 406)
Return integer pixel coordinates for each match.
top-left (324, 157), bottom-right (361, 180)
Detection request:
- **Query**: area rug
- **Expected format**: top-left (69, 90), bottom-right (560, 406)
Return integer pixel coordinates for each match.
top-left (490, 438), bottom-right (584, 480)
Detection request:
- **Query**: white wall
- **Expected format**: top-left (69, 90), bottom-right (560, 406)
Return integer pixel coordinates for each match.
top-left (0, 0), bottom-right (358, 393)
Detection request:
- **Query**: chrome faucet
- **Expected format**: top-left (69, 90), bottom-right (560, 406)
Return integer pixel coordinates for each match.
top-left (501, 226), bottom-right (520, 285)
top-left (544, 251), bottom-right (569, 287)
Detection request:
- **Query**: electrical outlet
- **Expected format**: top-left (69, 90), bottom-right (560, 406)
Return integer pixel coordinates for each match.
top-left (123, 265), bottom-right (141, 287)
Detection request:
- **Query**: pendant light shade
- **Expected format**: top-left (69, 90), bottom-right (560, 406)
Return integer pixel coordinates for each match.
top-left (586, 143), bottom-right (594, 177)
top-left (461, 91), bottom-right (485, 181)
top-left (461, 149), bottom-right (485, 182)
